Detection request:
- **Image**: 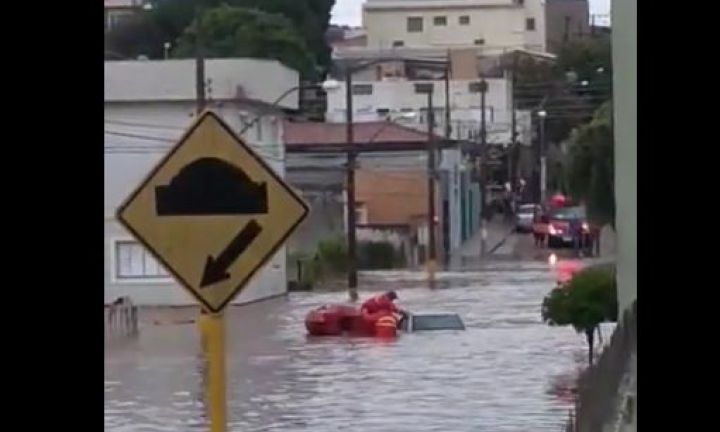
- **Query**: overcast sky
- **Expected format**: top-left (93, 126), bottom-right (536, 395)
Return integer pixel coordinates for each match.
top-left (331, 0), bottom-right (611, 27)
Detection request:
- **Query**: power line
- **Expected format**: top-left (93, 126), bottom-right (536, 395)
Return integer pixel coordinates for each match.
top-left (105, 119), bottom-right (188, 130)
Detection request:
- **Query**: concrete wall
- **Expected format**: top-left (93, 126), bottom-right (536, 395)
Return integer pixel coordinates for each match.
top-left (363, 0), bottom-right (545, 52)
top-left (105, 59), bottom-right (299, 109)
top-left (612, 0), bottom-right (637, 314)
top-left (285, 191), bottom-right (345, 257)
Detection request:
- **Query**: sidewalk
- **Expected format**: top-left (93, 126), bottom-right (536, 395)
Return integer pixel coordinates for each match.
top-left (449, 216), bottom-right (514, 267)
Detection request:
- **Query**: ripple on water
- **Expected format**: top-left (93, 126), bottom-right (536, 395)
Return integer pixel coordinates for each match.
top-left (106, 263), bottom-right (589, 431)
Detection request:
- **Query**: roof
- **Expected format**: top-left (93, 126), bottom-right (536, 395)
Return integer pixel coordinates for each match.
top-left (284, 121), bottom-right (450, 153)
top-left (104, 58), bottom-right (299, 109)
top-left (104, 0), bottom-right (142, 9)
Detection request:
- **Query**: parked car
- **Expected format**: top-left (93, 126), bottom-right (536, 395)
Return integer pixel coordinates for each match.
top-left (545, 206), bottom-right (591, 248)
top-left (515, 204), bottom-right (541, 233)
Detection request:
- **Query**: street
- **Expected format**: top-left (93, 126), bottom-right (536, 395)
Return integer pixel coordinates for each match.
top-left (105, 262), bottom-right (611, 432)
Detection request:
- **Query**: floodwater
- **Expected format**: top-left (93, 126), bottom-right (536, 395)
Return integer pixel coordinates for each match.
top-left (105, 261), bottom-right (611, 432)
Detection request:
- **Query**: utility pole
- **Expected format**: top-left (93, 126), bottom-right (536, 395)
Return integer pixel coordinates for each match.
top-left (443, 60), bottom-right (451, 265)
top-left (344, 69), bottom-right (358, 301)
top-left (538, 110), bottom-right (547, 203)
top-left (479, 78), bottom-right (488, 257)
top-left (196, 49), bottom-right (206, 114)
top-left (444, 61), bottom-right (451, 139)
top-left (427, 89), bottom-right (437, 279)
top-left (509, 53), bottom-right (518, 186)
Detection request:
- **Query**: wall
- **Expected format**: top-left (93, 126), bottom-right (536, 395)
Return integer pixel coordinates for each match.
top-left (522, 0), bottom-right (547, 52)
top-left (363, 0), bottom-right (529, 50)
top-left (325, 78), bottom-right (516, 142)
top-left (285, 191), bottom-right (345, 257)
top-left (357, 226), bottom-right (417, 267)
top-left (612, 0), bottom-right (637, 315)
top-left (105, 59), bottom-right (299, 110)
top-left (104, 100), bottom-right (288, 306)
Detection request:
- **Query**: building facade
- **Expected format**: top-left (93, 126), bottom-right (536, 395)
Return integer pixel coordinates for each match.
top-left (104, 58), bottom-right (299, 306)
top-left (363, 0), bottom-right (546, 52)
top-left (104, 0), bottom-right (146, 31)
top-left (283, 120), bottom-right (470, 262)
top-left (362, 0), bottom-right (590, 54)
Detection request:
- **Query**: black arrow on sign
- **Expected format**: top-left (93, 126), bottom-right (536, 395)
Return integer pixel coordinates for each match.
top-left (200, 220), bottom-right (262, 288)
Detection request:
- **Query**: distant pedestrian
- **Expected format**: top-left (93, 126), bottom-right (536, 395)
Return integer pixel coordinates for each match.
top-left (533, 213), bottom-right (548, 248)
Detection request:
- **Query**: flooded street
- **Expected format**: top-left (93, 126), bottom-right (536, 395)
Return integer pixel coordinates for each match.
top-left (105, 261), bottom-right (609, 432)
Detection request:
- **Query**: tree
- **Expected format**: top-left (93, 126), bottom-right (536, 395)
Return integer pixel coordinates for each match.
top-left (124, 0), bottom-right (335, 75)
top-left (173, 6), bottom-right (315, 77)
top-left (541, 267), bottom-right (618, 364)
top-left (513, 37), bottom-right (612, 150)
top-left (105, 14), bottom-right (167, 59)
top-left (566, 101), bottom-right (615, 226)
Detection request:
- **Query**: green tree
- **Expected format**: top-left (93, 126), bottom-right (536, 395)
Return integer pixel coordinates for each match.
top-left (566, 101), bottom-right (615, 226)
top-left (541, 267), bottom-right (618, 364)
top-left (106, 0), bottom-right (335, 76)
top-left (173, 6), bottom-right (315, 77)
top-left (105, 14), bottom-right (166, 59)
top-left (512, 37), bottom-right (612, 145)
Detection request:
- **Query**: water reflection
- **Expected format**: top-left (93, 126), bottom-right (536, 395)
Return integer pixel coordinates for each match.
top-left (106, 261), bottom-right (597, 431)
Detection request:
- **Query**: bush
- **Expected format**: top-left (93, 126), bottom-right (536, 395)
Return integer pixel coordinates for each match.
top-left (316, 236), bottom-right (348, 274)
top-left (358, 241), bottom-right (403, 269)
top-left (542, 267), bottom-right (618, 364)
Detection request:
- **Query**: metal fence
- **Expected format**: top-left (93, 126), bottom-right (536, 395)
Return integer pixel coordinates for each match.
top-left (567, 300), bottom-right (637, 432)
top-left (106, 296), bottom-right (139, 337)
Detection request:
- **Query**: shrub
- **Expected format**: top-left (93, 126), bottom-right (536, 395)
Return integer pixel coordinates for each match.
top-left (542, 267), bottom-right (618, 364)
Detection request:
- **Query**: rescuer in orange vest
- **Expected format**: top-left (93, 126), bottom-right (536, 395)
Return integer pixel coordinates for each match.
top-left (360, 291), bottom-right (406, 327)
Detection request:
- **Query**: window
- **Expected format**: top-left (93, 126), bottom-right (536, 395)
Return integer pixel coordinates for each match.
top-left (526, 18), bottom-right (536, 31)
top-left (474, 38), bottom-right (485, 45)
top-left (459, 15), bottom-right (470, 25)
top-left (433, 16), bottom-right (447, 26)
top-left (414, 82), bottom-right (434, 94)
top-left (352, 84), bottom-right (373, 95)
top-left (392, 40), bottom-right (405, 47)
top-left (515, 0), bottom-right (525, 5)
top-left (407, 17), bottom-right (423, 32)
top-left (376, 108), bottom-right (390, 116)
top-left (114, 240), bottom-right (169, 281)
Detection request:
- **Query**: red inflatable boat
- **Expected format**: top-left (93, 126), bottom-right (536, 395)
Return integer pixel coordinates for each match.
top-left (305, 304), bottom-right (400, 337)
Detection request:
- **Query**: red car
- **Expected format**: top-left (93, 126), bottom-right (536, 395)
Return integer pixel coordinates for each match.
top-left (545, 206), bottom-right (591, 248)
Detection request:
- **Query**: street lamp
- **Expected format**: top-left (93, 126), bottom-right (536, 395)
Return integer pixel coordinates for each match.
top-left (537, 109), bottom-right (547, 203)
top-left (469, 79), bottom-right (488, 256)
top-left (238, 81), bottom-right (338, 135)
top-left (163, 42), bottom-right (171, 59)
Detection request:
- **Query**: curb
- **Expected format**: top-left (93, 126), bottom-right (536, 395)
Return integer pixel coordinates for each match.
top-left (488, 227), bottom-right (516, 255)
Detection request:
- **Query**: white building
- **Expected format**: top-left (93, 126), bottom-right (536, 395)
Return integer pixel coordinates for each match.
top-left (104, 58), bottom-right (299, 306)
top-left (324, 76), bottom-right (531, 145)
top-left (104, 0), bottom-right (147, 31)
top-left (362, 0), bottom-right (590, 55)
top-left (363, 0), bottom-right (548, 53)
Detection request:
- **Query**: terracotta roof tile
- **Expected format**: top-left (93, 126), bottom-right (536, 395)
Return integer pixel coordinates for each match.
top-left (284, 121), bottom-right (441, 147)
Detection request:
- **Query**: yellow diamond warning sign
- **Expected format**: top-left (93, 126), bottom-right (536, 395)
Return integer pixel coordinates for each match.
top-left (116, 111), bottom-right (308, 313)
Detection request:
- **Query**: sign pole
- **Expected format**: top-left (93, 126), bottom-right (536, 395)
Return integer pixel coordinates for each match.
top-left (205, 311), bottom-right (227, 432)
